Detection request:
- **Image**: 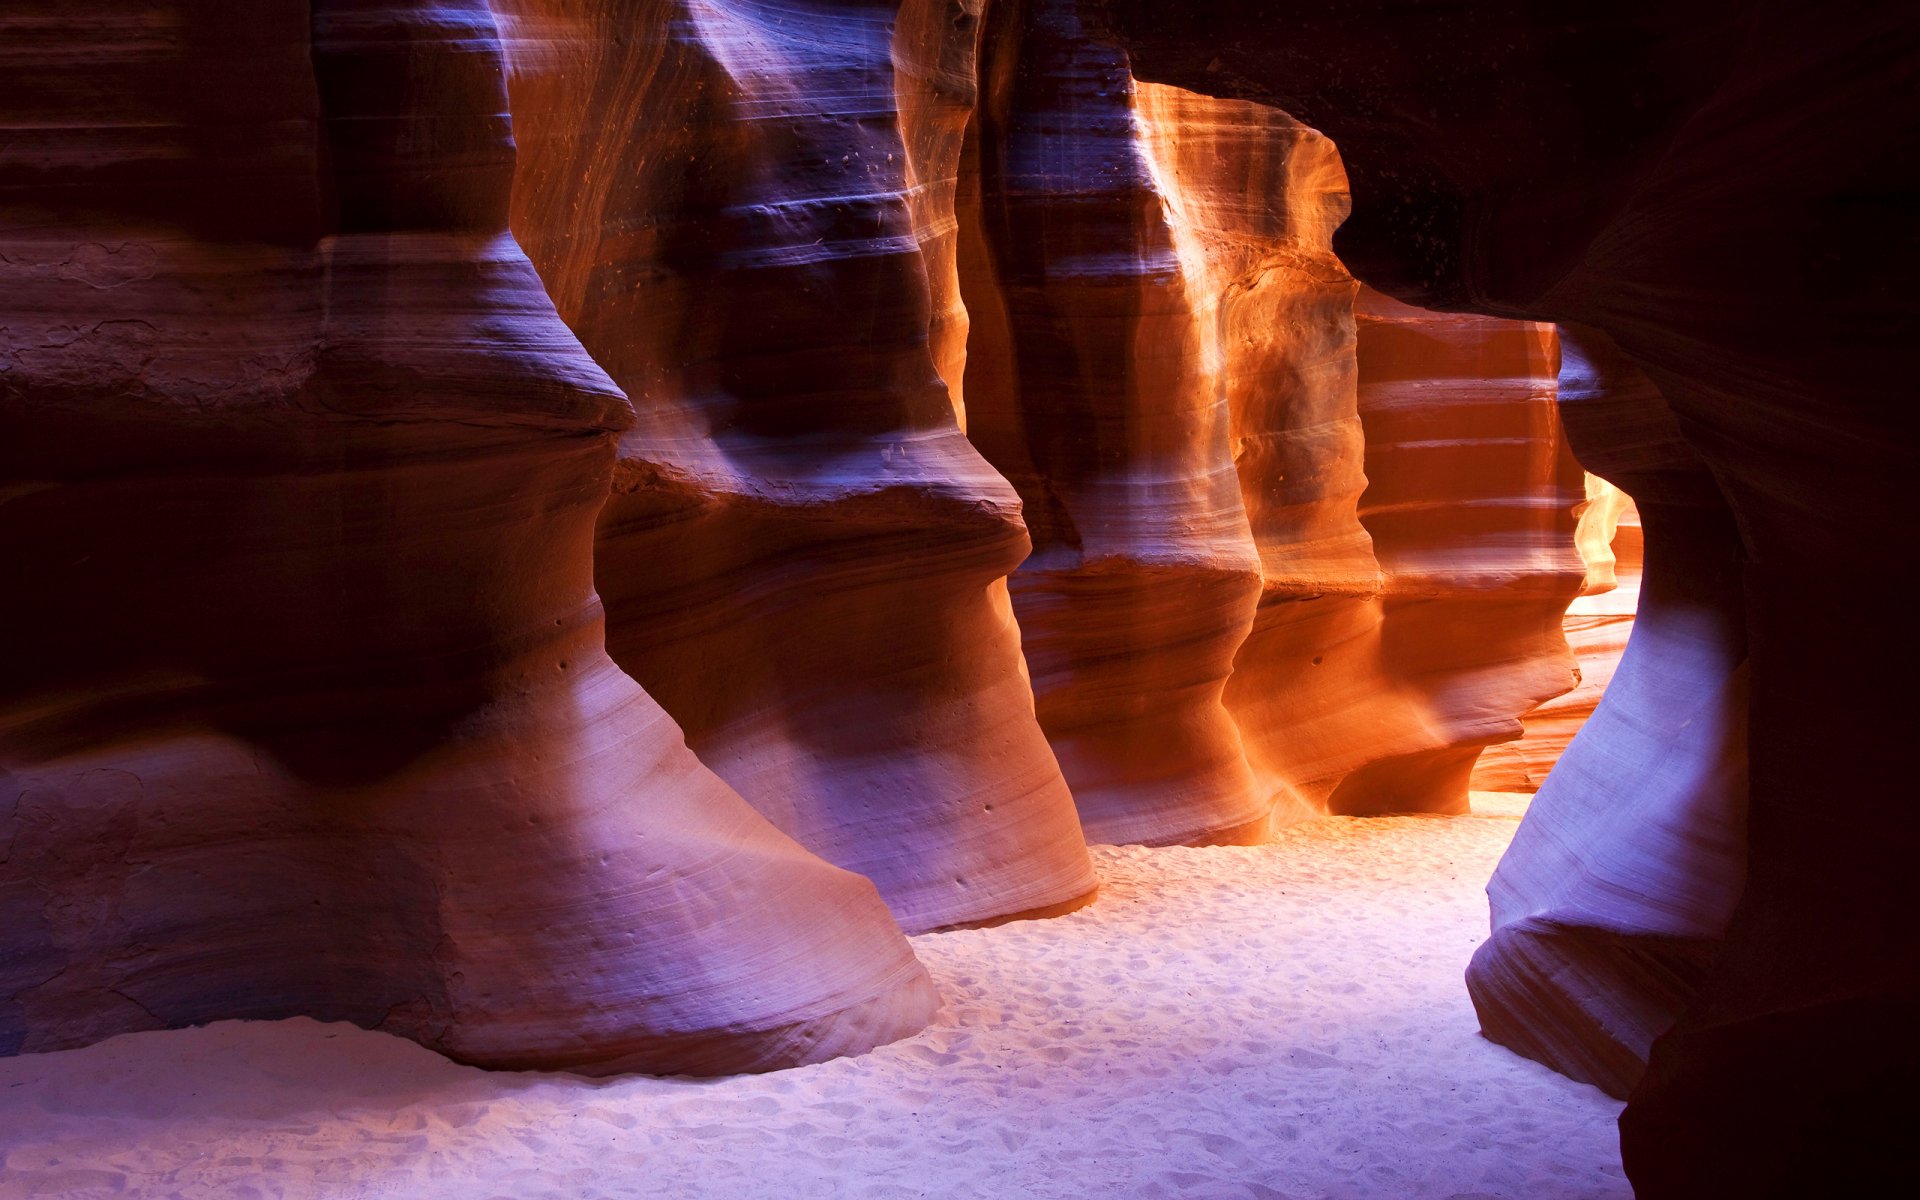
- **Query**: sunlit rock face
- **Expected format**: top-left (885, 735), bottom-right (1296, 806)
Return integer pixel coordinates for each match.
top-left (959, 1), bottom-right (1584, 841)
top-left (0, 0), bottom-right (935, 1076)
top-left (496, 0), bottom-right (1098, 933)
top-left (1221, 288), bottom-right (1585, 823)
top-left (1132, 88), bottom-right (1375, 832)
top-left (1470, 327), bottom-right (1748, 1099)
top-left (957, 0), bottom-right (1268, 847)
top-left (1474, 476), bottom-right (1640, 793)
top-left (1264, 289), bottom-right (1584, 818)
top-left (1108, 2), bottom-right (1919, 1191)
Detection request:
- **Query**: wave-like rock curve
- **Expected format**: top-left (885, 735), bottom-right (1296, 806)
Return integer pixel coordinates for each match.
top-left (0, 0), bottom-right (935, 1075)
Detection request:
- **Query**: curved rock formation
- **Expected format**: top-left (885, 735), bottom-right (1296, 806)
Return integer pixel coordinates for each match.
top-left (496, 0), bottom-right (1097, 932)
top-left (1127, 89), bottom-right (1391, 831)
top-left (1109, 2), bottom-right (1920, 1190)
top-left (1236, 288), bottom-right (1584, 818)
top-left (959, 4), bottom-right (1584, 838)
top-left (0, 0), bottom-right (934, 1075)
top-left (957, 0), bottom-right (1267, 847)
top-left (1469, 326), bottom-right (1747, 1098)
top-left (896, 0), bottom-right (988, 429)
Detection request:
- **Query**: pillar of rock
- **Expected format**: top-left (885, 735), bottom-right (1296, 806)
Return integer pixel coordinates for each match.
top-left (497, 0), bottom-right (1097, 932)
top-left (957, 0), bottom-right (1268, 847)
top-left (1131, 83), bottom-right (1376, 832)
top-left (0, 0), bottom-right (935, 1075)
top-left (1468, 326), bottom-right (1748, 1099)
top-left (895, 0), bottom-right (988, 429)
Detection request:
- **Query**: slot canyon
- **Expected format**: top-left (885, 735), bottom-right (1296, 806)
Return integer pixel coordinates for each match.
top-left (0, 2), bottom-right (1911, 1197)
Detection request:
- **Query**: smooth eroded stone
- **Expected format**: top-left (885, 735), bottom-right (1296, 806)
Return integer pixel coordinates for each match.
top-left (497, 0), bottom-right (1097, 932)
top-left (1224, 285), bottom-right (1586, 820)
top-left (0, 0), bottom-right (935, 1075)
top-left (1108, 3), bottom-right (1920, 1189)
top-left (958, 0), bottom-right (1267, 847)
top-left (960, 3), bottom-right (1586, 837)
top-left (1472, 476), bottom-right (1639, 793)
top-left (1469, 327), bottom-right (1748, 1099)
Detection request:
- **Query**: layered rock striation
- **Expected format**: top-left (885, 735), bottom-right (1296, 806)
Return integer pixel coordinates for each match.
top-left (497, 0), bottom-right (1098, 933)
top-left (5, 0), bottom-right (1668, 1092)
top-left (1235, 288), bottom-right (1583, 818)
top-left (0, 0), bottom-right (934, 1075)
top-left (957, 0), bottom-right (1268, 847)
top-left (1470, 327), bottom-right (1747, 1099)
top-left (960, 3), bottom-right (1585, 840)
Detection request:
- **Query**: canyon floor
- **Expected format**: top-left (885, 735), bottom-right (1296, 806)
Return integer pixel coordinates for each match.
top-left (0, 794), bottom-right (1628, 1200)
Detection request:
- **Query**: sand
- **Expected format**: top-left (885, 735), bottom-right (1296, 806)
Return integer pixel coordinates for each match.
top-left (0, 794), bottom-right (1628, 1200)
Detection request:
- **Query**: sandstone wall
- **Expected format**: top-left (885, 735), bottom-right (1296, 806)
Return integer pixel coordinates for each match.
top-left (496, 0), bottom-right (1098, 933)
top-left (960, 1), bottom-right (1585, 840)
top-left (1470, 327), bottom-right (1747, 1098)
top-left (0, 0), bottom-right (935, 1075)
top-left (1109, 3), bottom-right (1916, 1189)
top-left (957, 0), bottom-right (1268, 846)
top-left (3, 0), bottom-right (1610, 1083)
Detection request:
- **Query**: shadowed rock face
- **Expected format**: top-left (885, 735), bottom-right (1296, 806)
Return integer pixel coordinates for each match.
top-left (1108, 1), bottom-right (1920, 1190)
top-left (495, 0), bottom-right (1098, 933)
top-left (958, 1), bottom-right (1585, 841)
top-left (0, 0), bottom-right (935, 1076)
top-left (1470, 326), bottom-right (1748, 1099)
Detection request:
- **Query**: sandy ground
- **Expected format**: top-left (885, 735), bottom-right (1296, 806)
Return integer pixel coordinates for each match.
top-left (0, 793), bottom-right (1627, 1200)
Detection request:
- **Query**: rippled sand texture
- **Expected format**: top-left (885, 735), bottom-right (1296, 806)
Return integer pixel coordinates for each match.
top-left (0, 800), bottom-right (1627, 1200)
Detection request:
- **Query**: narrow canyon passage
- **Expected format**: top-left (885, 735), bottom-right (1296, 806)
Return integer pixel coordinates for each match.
top-left (0, 798), bottom-right (1626, 1200)
top-left (6, 1), bottom-right (1908, 1195)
